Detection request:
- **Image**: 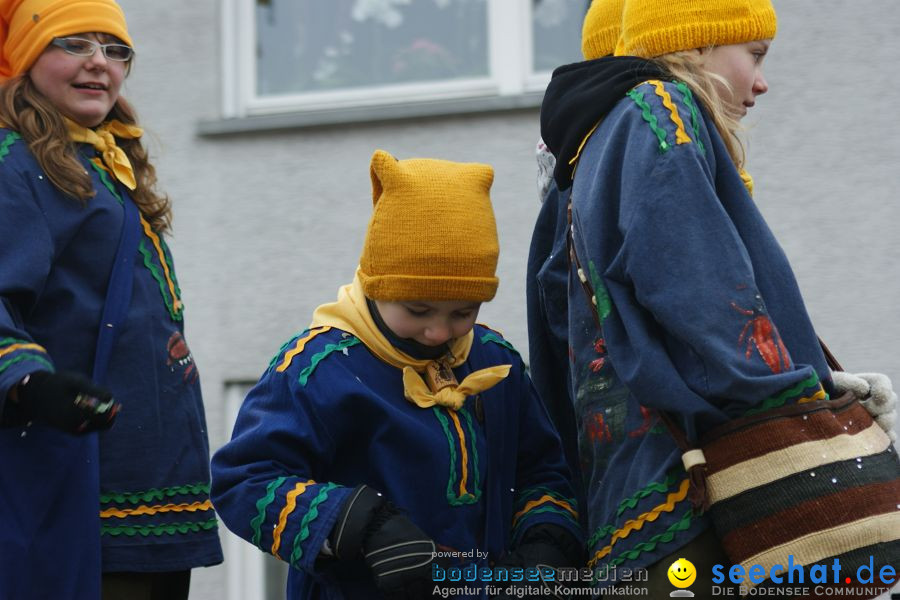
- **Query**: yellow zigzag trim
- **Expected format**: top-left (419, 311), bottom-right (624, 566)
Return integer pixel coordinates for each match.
top-left (588, 478), bottom-right (689, 567)
top-left (0, 343), bottom-right (46, 359)
top-left (568, 120), bottom-right (602, 182)
top-left (650, 81), bottom-right (691, 145)
top-left (448, 411), bottom-right (470, 497)
top-left (139, 216), bottom-right (182, 314)
top-left (514, 494), bottom-right (578, 522)
top-left (90, 157), bottom-right (109, 173)
top-left (277, 327), bottom-right (331, 372)
top-left (797, 388), bottom-right (827, 404)
top-left (100, 499), bottom-right (213, 519)
top-left (271, 479), bottom-right (315, 558)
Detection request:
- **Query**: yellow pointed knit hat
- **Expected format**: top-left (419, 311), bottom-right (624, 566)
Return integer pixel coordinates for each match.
top-left (0, 0), bottom-right (132, 82)
top-left (358, 149), bottom-right (499, 302)
top-left (581, 0), bottom-right (624, 60)
top-left (619, 0), bottom-right (776, 58)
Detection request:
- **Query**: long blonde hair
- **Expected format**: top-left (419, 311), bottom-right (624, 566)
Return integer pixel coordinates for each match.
top-left (652, 50), bottom-right (746, 171)
top-left (0, 75), bottom-right (172, 233)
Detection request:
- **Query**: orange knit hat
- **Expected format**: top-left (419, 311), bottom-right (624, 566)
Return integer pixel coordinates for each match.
top-left (358, 149), bottom-right (499, 302)
top-left (619, 0), bottom-right (776, 58)
top-left (0, 0), bottom-right (131, 82)
top-left (581, 0), bottom-right (624, 60)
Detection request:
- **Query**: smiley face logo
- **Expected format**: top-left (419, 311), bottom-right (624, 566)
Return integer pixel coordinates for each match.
top-left (667, 558), bottom-right (697, 588)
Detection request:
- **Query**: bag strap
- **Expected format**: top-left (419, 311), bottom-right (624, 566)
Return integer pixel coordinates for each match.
top-left (92, 194), bottom-right (141, 385)
top-left (818, 338), bottom-right (843, 372)
top-left (565, 200), bottom-right (709, 508)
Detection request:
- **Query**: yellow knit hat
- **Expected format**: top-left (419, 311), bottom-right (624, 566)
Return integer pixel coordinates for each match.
top-left (581, 0), bottom-right (624, 60)
top-left (619, 0), bottom-right (776, 58)
top-left (0, 0), bottom-right (132, 82)
top-left (359, 149), bottom-right (499, 302)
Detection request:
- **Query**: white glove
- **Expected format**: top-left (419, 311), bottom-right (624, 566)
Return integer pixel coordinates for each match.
top-left (536, 137), bottom-right (556, 203)
top-left (831, 371), bottom-right (897, 442)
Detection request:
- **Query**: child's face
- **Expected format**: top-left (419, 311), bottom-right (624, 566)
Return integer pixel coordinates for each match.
top-left (703, 39), bottom-right (771, 119)
top-left (375, 300), bottom-right (482, 347)
top-left (29, 32), bottom-right (128, 127)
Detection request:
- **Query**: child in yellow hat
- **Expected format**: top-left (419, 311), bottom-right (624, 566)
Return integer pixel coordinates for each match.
top-left (539, 0), bottom-right (897, 597)
top-left (211, 149), bottom-right (583, 599)
top-left (0, 1), bottom-right (222, 598)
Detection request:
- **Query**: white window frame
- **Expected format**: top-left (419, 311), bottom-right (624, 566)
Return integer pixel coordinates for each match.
top-left (219, 0), bottom-right (558, 120)
top-left (222, 381), bottom-right (288, 600)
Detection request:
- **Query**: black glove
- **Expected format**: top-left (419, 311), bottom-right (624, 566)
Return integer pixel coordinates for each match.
top-left (496, 523), bottom-right (584, 599)
top-left (5, 371), bottom-right (119, 433)
top-left (330, 485), bottom-right (437, 599)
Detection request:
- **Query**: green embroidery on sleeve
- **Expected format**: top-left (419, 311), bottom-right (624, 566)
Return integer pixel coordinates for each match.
top-left (627, 88), bottom-right (670, 152)
top-left (674, 81), bottom-right (706, 155)
top-left (587, 260), bottom-right (612, 321)
top-left (297, 337), bottom-right (362, 386)
top-left (289, 482), bottom-right (339, 568)
top-left (251, 476), bottom-right (287, 548)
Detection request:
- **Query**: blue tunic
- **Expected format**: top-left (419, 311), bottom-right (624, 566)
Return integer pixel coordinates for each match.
top-left (0, 129), bottom-right (222, 598)
top-left (564, 82), bottom-right (833, 577)
top-left (211, 325), bottom-right (580, 599)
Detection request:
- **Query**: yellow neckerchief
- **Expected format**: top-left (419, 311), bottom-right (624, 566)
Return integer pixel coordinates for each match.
top-left (738, 168), bottom-right (754, 196)
top-left (310, 272), bottom-right (511, 411)
top-left (65, 118), bottom-right (143, 190)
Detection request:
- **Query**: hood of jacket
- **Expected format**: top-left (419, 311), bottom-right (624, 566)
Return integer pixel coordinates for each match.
top-left (540, 56), bottom-right (667, 190)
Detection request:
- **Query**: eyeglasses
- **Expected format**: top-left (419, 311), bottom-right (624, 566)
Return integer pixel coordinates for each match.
top-left (50, 37), bottom-right (134, 62)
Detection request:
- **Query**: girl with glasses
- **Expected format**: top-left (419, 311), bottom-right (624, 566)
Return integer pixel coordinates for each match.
top-left (0, 1), bottom-right (223, 598)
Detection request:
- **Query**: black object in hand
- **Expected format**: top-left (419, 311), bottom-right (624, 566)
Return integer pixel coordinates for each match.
top-left (15, 370), bottom-right (119, 433)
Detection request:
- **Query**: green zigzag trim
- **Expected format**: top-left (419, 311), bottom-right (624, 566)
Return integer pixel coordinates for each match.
top-left (0, 353), bottom-right (54, 375)
top-left (160, 239), bottom-right (183, 302)
top-left (587, 260), bottom-right (612, 322)
top-left (0, 131), bottom-right (21, 163)
top-left (138, 240), bottom-right (183, 322)
top-left (434, 407), bottom-right (478, 505)
top-left (675, 81), bottom-right (705, 155)
top-left (479, 332), bottom-right (519, 355)
top-left (0, 336), bottom-right (35, 346)
top-left (101, 517), bottom-right (218, 537)
top-left (460, 406), bottom-right (483, 502)
top-left (615, 471), bottom-right (681, 517)
top-left (298, 337), bottom-right (361, 386)
top-left (100, 482), bottom-right (210, 505)
top-left (289, 482), bottom-right (339, 568)
top-left (587, 472), bottom-right (682, 549)
top-left (513, 487), bottom-right (578, 535)
top-left (594, 509), bottom-right (694, 579)
top-left (743, 372), bottom-right (824, 417)
top-left (251, 476), bottom-right (287, 548)
top-left (89, 160), bottom-right (122, 204)
top-left (514, 505), bottom-right (578, 535)
top-left (627, 88), bottom-right (670, 152)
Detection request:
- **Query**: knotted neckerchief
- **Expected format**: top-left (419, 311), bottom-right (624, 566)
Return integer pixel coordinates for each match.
top-left (66, 118), bottom-right (143, 190)
top-left (309, 272), bottom-right (511, 411)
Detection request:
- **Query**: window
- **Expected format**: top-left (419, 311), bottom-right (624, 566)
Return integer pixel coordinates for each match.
top-left (220, 0), bottom-right (587, 120)
top-left (221, 382), bottom-right (288, 600)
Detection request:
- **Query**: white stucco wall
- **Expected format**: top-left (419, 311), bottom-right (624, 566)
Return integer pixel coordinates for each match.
top-left (111, 1), bottom-right (899, 598)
